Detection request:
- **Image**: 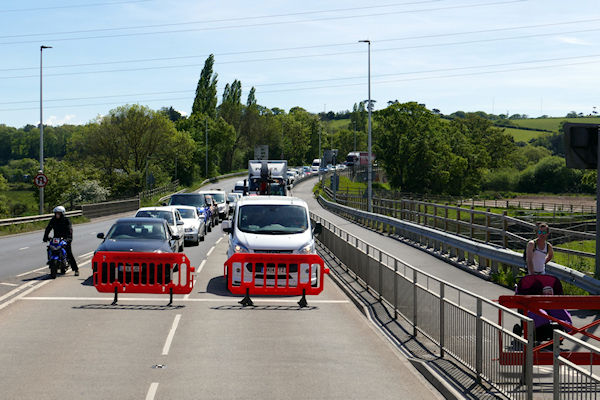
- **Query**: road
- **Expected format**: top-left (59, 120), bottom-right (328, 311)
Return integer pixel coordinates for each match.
top-left (0, 175), bottom-right (442, 400)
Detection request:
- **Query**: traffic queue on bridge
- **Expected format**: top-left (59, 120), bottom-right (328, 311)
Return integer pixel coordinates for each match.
top-left (84, 160), bottom-right (328, 306)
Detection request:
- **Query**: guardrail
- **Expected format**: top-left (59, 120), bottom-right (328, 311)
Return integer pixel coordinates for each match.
top-left (316, 194), bottom-right (600, 295)
top-left (311, 211), bottom-right (535, 399)
top-left (81, 198), bottom-right (140, 219)
top-left (0, 210), bottom-right (83, 227)
top-left (553, 331), bottom-right (600, 399)
top-left (330, 188), bottom-right (595, 260)
top-left (139, 180), bottom-right (179, 200)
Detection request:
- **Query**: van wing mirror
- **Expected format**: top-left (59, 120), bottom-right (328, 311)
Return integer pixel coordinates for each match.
top-left (313, 222), bottom-right (323, 236)
top-left (97, 232), bottom-right (105, 239)
top-left (222, 220), bottom-right (232, 233)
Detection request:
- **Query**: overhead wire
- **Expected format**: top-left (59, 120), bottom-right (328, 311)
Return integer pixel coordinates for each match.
top-left (2, 56), bottom-right (599, 112)
top-left (0, 0), bottom-right (526, 45)
top-left (0, 0), bottom-right (154, 13)
top-left (2, 16), bottom-right (600, 74)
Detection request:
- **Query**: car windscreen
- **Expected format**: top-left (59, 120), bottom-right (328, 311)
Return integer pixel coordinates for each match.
top-left (237, 204), bottom-right (308, 234)
top-left (106, 222), bottom-right (167, 240)
top-left (169, 194), bottom-right (206, 207)
top-left (227, 194), bottom-right (237, 202)
top-left (209, 193), bottom-right (226, 203)
top-left (177, 208), bottom-right (196, 219)
top-left (135, 210), bottom-right (174, 225)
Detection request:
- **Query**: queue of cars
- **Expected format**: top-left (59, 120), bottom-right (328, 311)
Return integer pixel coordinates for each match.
top-left (95, 188), bottom-right (238, 256)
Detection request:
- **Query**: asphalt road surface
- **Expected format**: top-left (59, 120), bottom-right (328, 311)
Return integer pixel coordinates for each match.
top-left (0, 175), bottom-right (442, 400)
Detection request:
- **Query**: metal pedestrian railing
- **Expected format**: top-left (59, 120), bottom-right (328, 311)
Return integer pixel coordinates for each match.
top-left (553, 331), bottom-right (600, 399)
top-left (311, 211), bottom-right (536, 399)
top-left (316, 194), bottom-right (600, 295)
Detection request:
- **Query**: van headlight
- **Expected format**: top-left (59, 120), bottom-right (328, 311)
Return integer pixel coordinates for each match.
top-left (298, 240), bottom-right (315, 254)
top-left (233, 241), bottom-right (249, 253)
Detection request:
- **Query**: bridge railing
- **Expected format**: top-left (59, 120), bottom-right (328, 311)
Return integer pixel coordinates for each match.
top-left (316, 194), bottom-right (600, 295)
top-left (311, 211), bottom-right (535, 399)
top-left (553, 330), bottom-right (600, 399)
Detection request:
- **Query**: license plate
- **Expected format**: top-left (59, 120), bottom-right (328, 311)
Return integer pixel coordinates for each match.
top-left (118, 265), bottom-right (140, 272)
top-left (266, 267), bottom-right (287, 275)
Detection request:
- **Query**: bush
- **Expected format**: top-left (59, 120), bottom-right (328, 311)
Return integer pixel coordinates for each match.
top-left (482, 168), bottom-right (519, 191)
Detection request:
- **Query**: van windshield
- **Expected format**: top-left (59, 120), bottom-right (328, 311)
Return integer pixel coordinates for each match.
top-left (238, 205), bottom-right (308, 234)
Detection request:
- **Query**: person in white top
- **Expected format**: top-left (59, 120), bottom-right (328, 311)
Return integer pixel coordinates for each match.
top-left (526, 222), bottom-right (554, 275)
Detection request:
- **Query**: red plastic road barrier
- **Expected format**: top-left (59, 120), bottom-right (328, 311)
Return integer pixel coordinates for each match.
top-left (498, 295), bottom-right (600, 365)
top-left (224, 253), bottom-right (328, 296)
top-left (92, 251), bottom-right (194, 304)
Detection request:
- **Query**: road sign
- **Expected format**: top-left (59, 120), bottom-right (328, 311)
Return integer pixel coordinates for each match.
top-left (34, 173), bottom-right (48, 188)
top-left (254, 145), bottom-right (269, 160)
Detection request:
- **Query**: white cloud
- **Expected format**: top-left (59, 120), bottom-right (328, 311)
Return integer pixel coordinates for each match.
top-left (45, 114), bottom-right (77, 126)
top-left (557, 36), bottom-right (592, 46)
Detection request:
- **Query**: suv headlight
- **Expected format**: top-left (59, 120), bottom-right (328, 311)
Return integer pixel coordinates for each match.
top-left (297, 240), bottom-right (315, 254)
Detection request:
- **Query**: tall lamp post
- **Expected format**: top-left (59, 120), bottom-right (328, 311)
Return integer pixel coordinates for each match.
top-left (359, 39), bottom-right (373, 213)
top-left (39, 45), bottom-right (52, 215)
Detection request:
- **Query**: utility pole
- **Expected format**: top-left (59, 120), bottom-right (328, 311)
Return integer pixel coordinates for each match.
top-left (353, 121), bottom-right (357, 152)
top-left (359, 39), bottom-right (373, 213)
top-left (39, 45), bottom-right (52, 214)
top-left (205, 119), bottom-right (208, 178)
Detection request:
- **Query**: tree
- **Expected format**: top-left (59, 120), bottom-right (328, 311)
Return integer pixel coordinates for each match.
top-left (70, 104), bottom-right (194, 195)
top-left (160, 106), bottom-right (183, 122)
top-left (192, 54), bottom-right (218, 118)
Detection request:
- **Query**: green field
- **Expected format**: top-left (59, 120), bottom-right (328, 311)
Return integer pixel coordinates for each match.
top-left (1, 189), bottom-right (38, 217)
top-left (511, 117), bottom-right (600, 132)
top-left (500, 127), bottom-right (548, 142)
top-left (326, 119), bottom-right (350, 131)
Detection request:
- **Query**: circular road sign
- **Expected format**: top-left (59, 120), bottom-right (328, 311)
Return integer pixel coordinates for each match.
top-left (34, 173), bottom-right (49, 188)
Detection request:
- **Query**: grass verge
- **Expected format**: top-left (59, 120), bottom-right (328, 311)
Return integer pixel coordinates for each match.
top-left (0, 215), bottom-right (90, 237)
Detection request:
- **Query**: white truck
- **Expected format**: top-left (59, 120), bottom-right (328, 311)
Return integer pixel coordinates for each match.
top-left (247, 160), bottom-right (289, 196)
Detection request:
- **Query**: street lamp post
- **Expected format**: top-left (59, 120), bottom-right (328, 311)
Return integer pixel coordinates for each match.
top-left (39, 45), bottom-right (52, 215)
top-left (359, 39), bottom-right (373, 213)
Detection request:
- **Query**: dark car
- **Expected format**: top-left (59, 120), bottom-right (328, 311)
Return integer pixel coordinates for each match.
top-left (167, 193), bottom-right (212, 233)
top-left (95, 218), bottom-right (180, 253)
top-left (95, 218), bottom-right (180, 284)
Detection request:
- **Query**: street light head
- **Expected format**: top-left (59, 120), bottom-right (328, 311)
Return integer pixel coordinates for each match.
top-left (41, 45), bottom-right (52, 49)
top-left (358, 39), bottom-right (371, 44)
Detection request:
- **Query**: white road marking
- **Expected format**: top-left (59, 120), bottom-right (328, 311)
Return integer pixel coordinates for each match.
top-left (0, 281), bottom-right (38, 301)
top-left (16, 266), bottom-right (47, 277)
top-left (22, 296), bottom-right (350, 304)
top-left (216, 237), bottom-right (223, 245)
top-left (206, 246), bottom-right (215, 257)
top-left (78, 251), bottom-right (94, 259)
top-left (0, 282), bottom-right (18, 287)
top-left (162, 314), bottom-right (182, 355)
top-left (183, 259), bottom-right (207, 300)
top-left (18, 247), bottom-right (29, 250)
top-left (145, 383), bottom-right (159, 400)
top-left (0, 280), bottom-right (50, 311)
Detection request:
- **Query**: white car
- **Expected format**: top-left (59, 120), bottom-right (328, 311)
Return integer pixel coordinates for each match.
top-left (222, 196), bottom-right (323, 286)
top-left (173, 205), bottom-right (205, 245)
top-left (134, 206), bottom-right (185, 252)
top-left (198, 190), bottom-right (229, 221)
top-left (226, 193), bottom-right (242, 216)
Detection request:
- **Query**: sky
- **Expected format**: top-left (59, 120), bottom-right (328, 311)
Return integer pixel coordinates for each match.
top-left (1, 0), bottom-right (600, 127)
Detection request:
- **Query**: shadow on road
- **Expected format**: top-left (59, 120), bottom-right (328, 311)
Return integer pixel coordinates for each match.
top-left (210, 304), bottom-right (317, 311)
top-left (72, 304), bottom-right (184, 311)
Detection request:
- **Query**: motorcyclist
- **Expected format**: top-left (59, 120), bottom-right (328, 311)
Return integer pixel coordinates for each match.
top-left (43, 206), bottom-right (79, 276)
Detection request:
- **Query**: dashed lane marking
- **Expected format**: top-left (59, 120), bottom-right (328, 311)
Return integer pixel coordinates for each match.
top-left (18, 247), bottom-right (29, 250)
top-left (145, 383), bottom-right (159, 400)
top-left (0, 282), bottom-right (19, 287)
top-left (183, 259), bottom-right (207, 300)
top-left (216, 237), bottom-right (223, 245)
top-left (206, 246), bottom-right (215, 257)
top-left (162, 314), bottom-right (181, 356)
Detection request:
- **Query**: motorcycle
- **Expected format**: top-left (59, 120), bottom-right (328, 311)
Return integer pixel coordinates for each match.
top-left (46, 237), bottom-right (68, 279)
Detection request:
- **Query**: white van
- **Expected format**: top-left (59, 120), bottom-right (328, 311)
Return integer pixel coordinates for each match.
top-left (222, 196), bottom-right (322, 286)
top-left (311, 158), bottom-right (321, 173)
